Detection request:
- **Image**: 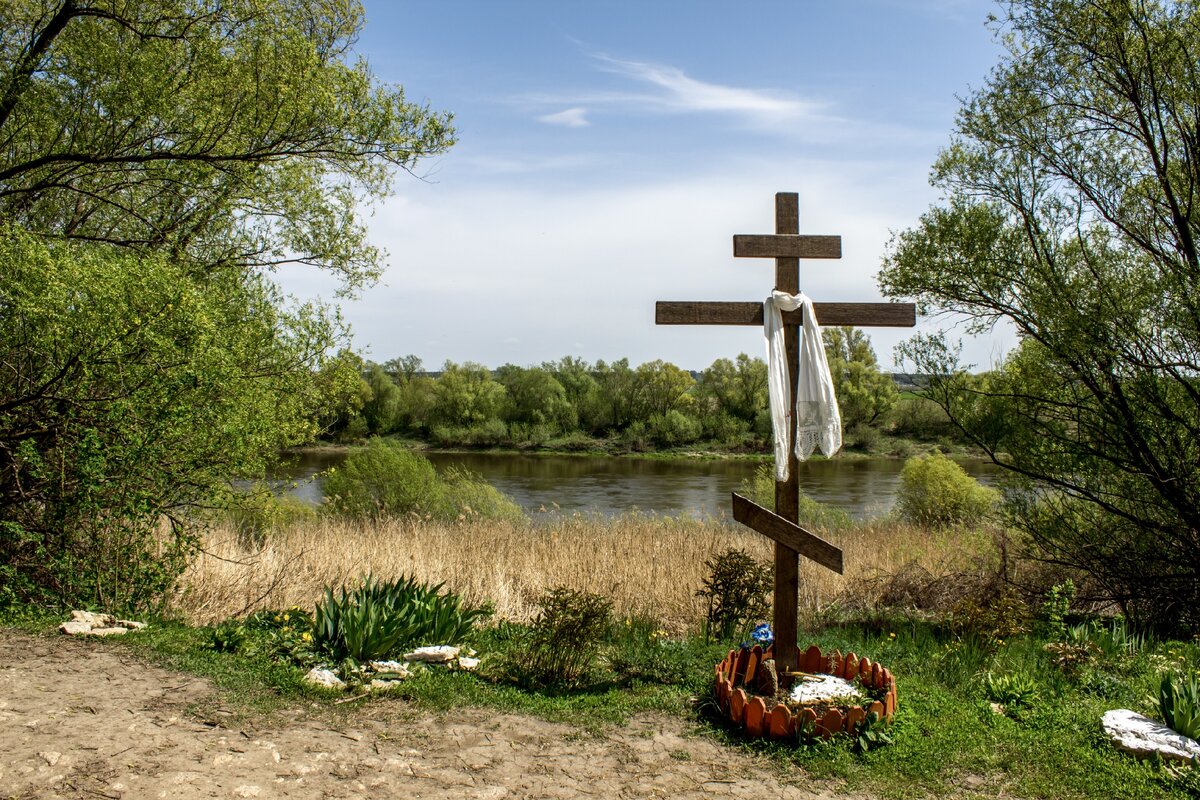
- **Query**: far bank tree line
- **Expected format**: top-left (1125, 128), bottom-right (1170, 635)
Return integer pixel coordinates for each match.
top-left (326, 328), bottom-right (960, 452)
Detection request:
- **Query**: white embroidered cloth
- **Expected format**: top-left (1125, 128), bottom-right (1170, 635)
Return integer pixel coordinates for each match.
top-left (764, 290), bottom-right (841, 481)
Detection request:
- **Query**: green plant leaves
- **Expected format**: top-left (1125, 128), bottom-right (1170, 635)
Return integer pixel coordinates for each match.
top-left (311, 574), bottom-right (489, 663)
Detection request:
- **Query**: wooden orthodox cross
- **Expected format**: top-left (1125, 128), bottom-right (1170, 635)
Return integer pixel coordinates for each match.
top-left (656, 192), bottom-right (915, 682)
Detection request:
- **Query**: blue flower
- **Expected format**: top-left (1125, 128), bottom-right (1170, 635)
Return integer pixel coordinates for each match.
top-left (751, 622), bottom-right (774, 644)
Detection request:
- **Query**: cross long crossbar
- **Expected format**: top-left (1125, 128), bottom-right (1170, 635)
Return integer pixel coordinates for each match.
top-left (655, 301), bottom-right (915, 327)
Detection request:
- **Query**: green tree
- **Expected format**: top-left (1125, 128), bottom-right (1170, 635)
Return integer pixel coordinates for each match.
top-left (543, 356), bottom-right (601, 432)
top-left (633, 360), bottom-right (696, 419)
top-left (0, 1), bottom-right (453, 610)
top-left (822, 327), bottom-right (898, 430)
top-left (361, 363), bottom-right (400, 436)
top-left (0, 229), bottom-right (352, 609)
top-left (0, 0), bottom-right (454, 288)
top-left (878, 0), bottom-right (1200, 633)
top-left (496, 364), bottom-right (576, 433)
top-left (592, 358), bottom-right (639, 432)
top-left (430, 361), bottom-right (506, 428)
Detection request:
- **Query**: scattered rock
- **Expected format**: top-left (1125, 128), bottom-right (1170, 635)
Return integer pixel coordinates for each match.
top-left (303, 668), bottom-right (345, 689)
top-left (1102, 709), bottom-right (1200, 763)
top-left (59, 610), bottom-right (146, 637)
top-left (38, 751), bottom-right (60, 767)
top-left (456, 656), bottom-right (480, 671)
top-left (403, 645), bottom-right (459, 663)
top-left (368, 660), bottom-right (412, 679)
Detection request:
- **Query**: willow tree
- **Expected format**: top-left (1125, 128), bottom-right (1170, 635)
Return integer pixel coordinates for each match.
top-left (0, 1), bottom-right (454, 611)
top-left (880, 0), bottom-right (1200, 633)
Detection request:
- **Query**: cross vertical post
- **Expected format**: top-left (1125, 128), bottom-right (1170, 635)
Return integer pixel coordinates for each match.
top-left (771, 192), bottom-right (802, 677)
top-left (655, 190), bottom-right (915, 689)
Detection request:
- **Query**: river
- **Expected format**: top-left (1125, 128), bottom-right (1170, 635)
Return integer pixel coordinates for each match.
top-left (272, 449), bottom-right (1001, 520)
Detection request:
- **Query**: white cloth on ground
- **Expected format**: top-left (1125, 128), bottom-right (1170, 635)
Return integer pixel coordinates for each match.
top-left (764, 290), bottom-right (841, 481)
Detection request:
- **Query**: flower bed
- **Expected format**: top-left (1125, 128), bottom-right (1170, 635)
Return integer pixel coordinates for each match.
top-left (713, 643), bottom-right (898, 740)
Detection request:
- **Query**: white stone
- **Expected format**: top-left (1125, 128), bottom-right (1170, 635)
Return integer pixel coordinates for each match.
top-left (368, 660), bottom-right (412, 678)
top-left (89, 627), bottom-right (128, 637)
top-left (788, 673), bottom-right (864, 705)
top-left (403, 645), bottom-right (460, 663)
top-left (234, 785), bottom-right (261, 797)
top-left (61, 610), bottom-right (146, 636)
top-left (1103, 709), bottom-right (1200, 763)
top-left (303, 668), bottom-right (345, 689)
top-left (457, 656), bottom-right (480, 671)
top-left (38, 751), bottom-right (60, 766)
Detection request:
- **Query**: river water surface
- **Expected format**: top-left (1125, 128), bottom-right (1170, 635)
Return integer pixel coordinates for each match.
top-left (275, 449), bottom-right (1000, 520)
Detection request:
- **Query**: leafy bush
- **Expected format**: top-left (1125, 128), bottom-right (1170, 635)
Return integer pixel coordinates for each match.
top-left (503, 587), bottom-right (613, 689)
top-left (429, 419), bottom-right (509, 448)
top-left (950, 583), bottom-right (1030, 644)
top-left (312, 574), bottom-right (490, 663)
top-left (980, 670), bottom-right (1042, 711)
top-left (1039, 579), bottom-right (1076, 640)
top-left (322, 439), bottom-right (524, 522)
top-left (647, 410), bottom-right (702, 447)
top-left (696, 547), bottom-right (772, 642)
top-left (895, 452), bottom-right (999, 528)
top-left (1159, 672), bottom-right (1200, 741)
top-left (438, 467), bottom-right (526, 524)
top-left (0, 231), bottom-right (353, 613)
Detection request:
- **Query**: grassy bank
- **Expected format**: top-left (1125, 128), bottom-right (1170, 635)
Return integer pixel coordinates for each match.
top-left (9, 512), bottom-right (1199, 798)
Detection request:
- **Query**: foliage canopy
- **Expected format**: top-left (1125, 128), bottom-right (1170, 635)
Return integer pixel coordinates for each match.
top-left (879, 0), bottom-right (1200, 632)
top-left (0, 0), bottom-right (453, 611)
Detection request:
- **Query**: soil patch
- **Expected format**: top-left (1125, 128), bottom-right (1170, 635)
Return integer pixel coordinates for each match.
top-left (0, 632), bottom-right (863, 799)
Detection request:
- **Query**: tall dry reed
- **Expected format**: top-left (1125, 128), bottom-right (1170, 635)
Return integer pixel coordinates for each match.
top-left (175, 513), bottom-right (998, 632)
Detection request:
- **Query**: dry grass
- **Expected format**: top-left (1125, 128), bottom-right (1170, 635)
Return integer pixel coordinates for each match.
top-left (174, 513), bottom-right (1000, 632)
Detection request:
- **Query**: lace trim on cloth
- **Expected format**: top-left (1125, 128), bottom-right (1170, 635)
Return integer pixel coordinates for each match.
top-left (764, 291), bottom-right (842, 481)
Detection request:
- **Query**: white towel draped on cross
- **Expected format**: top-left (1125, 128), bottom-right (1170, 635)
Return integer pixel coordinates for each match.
top-left (764, 290), bottom-right (842, 481)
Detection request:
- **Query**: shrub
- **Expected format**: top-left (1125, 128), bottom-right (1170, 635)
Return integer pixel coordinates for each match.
top-left (323, 440), bottom-right (440, 517)
top-left (950, 583), bottom-right (1030, 644)
top-left (312, 574), bottom-right (490, 663)
top-left (697, 547), bottom-right (772, 642)
top-left (322, 439), bottom-right (524, 523)
top-left (506, 587), bottom-right (613, 689)
top-left (436, 467), bottom-right (526, 524)
top-left (1039, 579), bottom-right (1076, 640)
top-left (647, 410), bottom-right (702, 447)
top-left (1159, 672), bottom-right (1200, 741)
top-left (895, 452), bottom-right (999, 528)
top-left (980, 670), bottom-right (1042, 711)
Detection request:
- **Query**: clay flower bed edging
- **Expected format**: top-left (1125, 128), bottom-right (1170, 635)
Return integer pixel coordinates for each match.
top-left (714, 643), bottom-right (898, 740)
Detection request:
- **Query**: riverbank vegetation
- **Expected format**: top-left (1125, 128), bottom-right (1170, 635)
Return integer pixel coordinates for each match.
top-left (323, 330), bottom-right (952, 458)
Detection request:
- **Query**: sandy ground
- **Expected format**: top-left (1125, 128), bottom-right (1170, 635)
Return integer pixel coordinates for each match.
top-left (0, 632), bottom-right (863, 800)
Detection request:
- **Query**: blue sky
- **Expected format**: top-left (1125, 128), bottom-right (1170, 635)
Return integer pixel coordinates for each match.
top-left (287, 0), bottom-right (1013, 372)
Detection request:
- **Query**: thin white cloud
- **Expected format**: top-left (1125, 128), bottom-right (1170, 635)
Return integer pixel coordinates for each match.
top-left (537, 107), bottom-right (591, 127)
top-left (595, 55), bottom-right (822, 122)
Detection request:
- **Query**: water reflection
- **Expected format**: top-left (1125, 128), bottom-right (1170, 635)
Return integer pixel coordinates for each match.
top-left (272, 449), bottom-right (1001, 521)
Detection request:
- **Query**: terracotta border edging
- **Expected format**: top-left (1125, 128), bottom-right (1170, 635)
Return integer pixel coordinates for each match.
top-left (714, 643), bottom-right (898, 741)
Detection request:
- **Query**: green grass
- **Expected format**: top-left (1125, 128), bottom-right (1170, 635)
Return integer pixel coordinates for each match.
top-left (6, 604), bottom-right (1198, 798)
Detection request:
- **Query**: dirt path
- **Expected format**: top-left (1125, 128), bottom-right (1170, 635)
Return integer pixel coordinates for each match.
top-left (0, 632), bottom-right (860, 799)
